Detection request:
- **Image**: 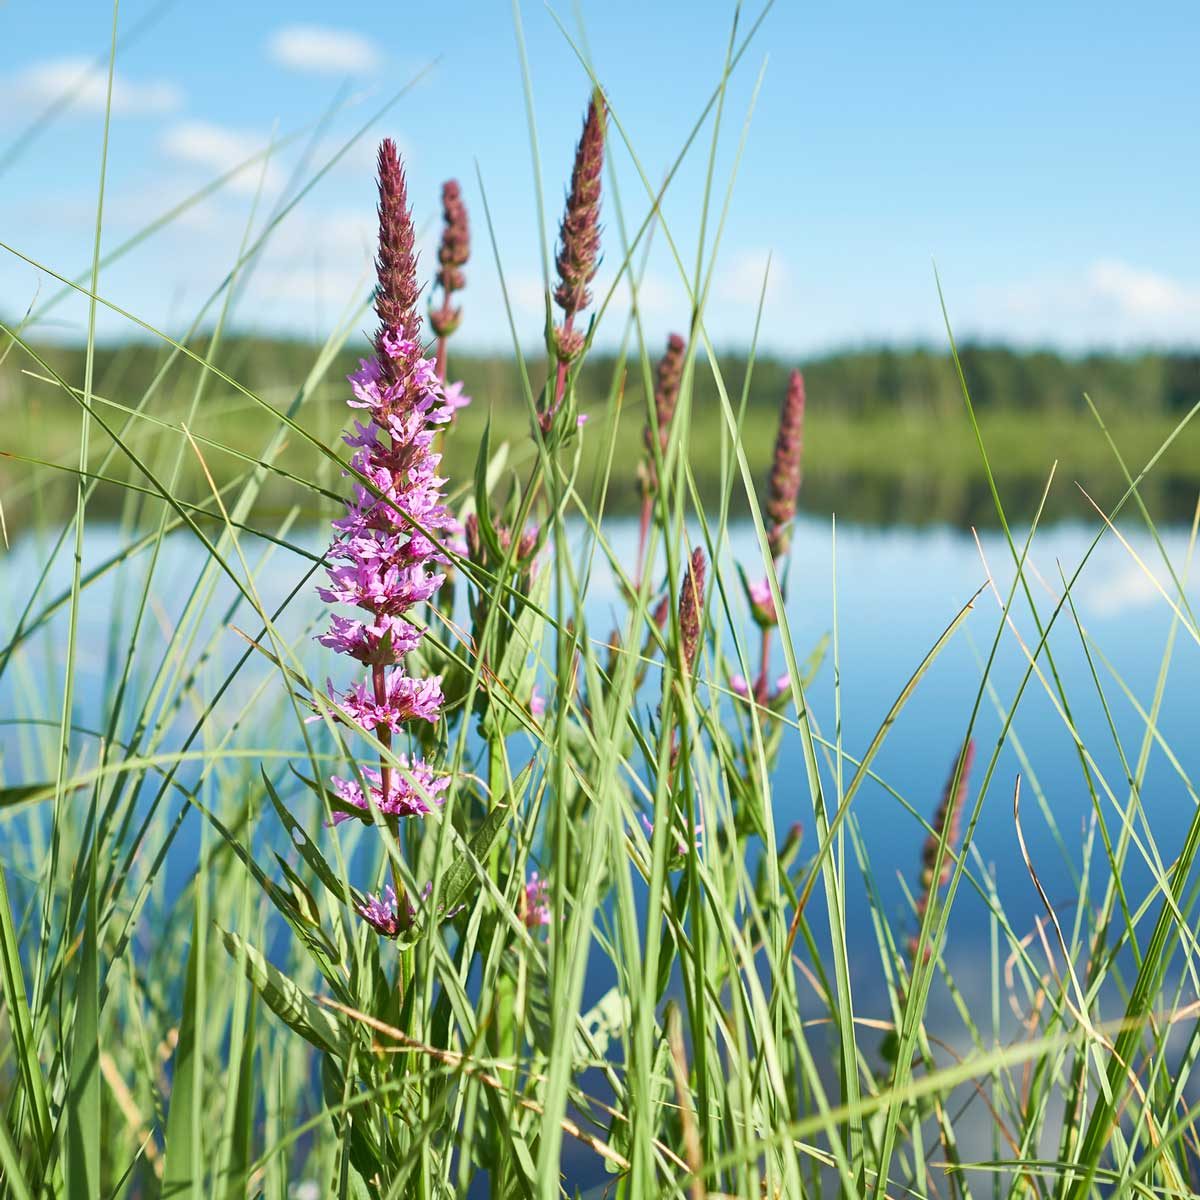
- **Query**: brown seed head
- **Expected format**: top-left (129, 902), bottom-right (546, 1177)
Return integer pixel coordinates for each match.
top-left (766, 368), bottom-right (805, 560)
top-left (909, 738), bottom-right (975, 961)
top-left (430, 178), bottom-right (470, 338)
top-left (677, 547), bottom-right (706, 678)
top-left (640, 332), bottom-right (686, 496)
top-left (464, 513), bottom-right (482, 562)
top-left (553, 92), bottom-right (606, 320)
top-left (373, 139), bottom-right (420, 373)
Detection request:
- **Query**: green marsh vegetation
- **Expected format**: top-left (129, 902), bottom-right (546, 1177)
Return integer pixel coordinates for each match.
top-left (6, 339), bottom-right (1200, 527)
top-left (3, 6), bottom-right (1200, 1199)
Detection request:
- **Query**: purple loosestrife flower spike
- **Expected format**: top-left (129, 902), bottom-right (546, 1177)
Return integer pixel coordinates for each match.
top-left (908, 738), bottom-right (975, 962)
top-left (318, 140), bottom-right (458, 935)
top-left (766, 368), bottom-right (805, 560)
top-left (640, 332), bottom-right (686, 497)
top-left (677, 547), bottom-right (706, 678)
top-left (430, 179), bottom-right (470, 340)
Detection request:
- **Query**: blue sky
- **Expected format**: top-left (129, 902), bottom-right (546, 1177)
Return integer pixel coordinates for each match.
top-left (1, 0), bottom-right (1197, 354)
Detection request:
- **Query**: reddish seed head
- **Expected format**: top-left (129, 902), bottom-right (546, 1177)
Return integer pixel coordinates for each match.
top-left (651, 593), bottom-right (670, 631)
top-left (430, 178), bottom-right (470, 338)
top-left (463, 513), bottom-right (482, 562)
top-left (554, 92), bottom-right (606, 323)
top-left (909, 738), bottom-right (975, 962)
top-left (677, 547), bottom-right (706, 677)
top-left (551, 324), bottom-right (585, 366)
top-left (920, 738), bottom-right (974, 889)
top-left (640, 332), bottom-right (686, 495)
top-left (516, 526), bottom-right (539, 561)
top-left (373, 139), bottom-right (420, 371)
top-left (766, 368), bottom-right (805, 560)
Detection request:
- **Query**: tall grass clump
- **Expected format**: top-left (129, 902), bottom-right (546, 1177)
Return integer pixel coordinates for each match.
top-left (5, 7), bottom-right (1200, 1200)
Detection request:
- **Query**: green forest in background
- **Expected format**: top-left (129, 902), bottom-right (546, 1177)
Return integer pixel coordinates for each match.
top-left (4, 335), bottom-right (1199, 528)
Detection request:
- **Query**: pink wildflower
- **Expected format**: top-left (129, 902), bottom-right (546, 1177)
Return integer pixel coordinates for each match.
top-left (730, 670), bottom-right (790, 706)
top-left (639, 812), bottom-right (703, 860)
top-left (747, 576), bottom-right (778, 628)
top-left (329, 761), bottom-right (451, 823)
top-left (357, 887), bottom-right (403, 937)
top-left (328, 672), bottom-right (445, 733)
top-left (522, 873), bottom-right (552, 928)
top-left (315, 138), bottom-right (460, 937)
top-left (442, 379), bottom-right (472, 414)
top-left (357, 881), bottom-right (464, 937)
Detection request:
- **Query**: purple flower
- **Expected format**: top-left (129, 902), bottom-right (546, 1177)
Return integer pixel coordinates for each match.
top-left (329, 672), bottom-right (445, 733)
top-left (329, 760), bottom-right (451, 823)
top-left (318, 614), bottom-right (422, 664)
top-left (530, 685), bottom-right (546, 720)
top-left (677, 547), bottom-right (706, 677)
top-left (430, 179), bottom-right (470, 342)
top-left (357, 886), bottom-right (404, 937)
top-left (443, 380), bottom-right (472, 413)
top-left (523, 872), bottom-right (552, 928)
top-left (356, 880), bottom-right (464, 937)
top-left (318, 558), bottom-right (445, 614)
top-left (639, 333), bottom-right (686, 497)
top-left (729, 670), bottom-right (791, 706)
top-left (639, 812), bottom-right (703, 860)
top-left (766, 369), bottom-right (805, 560)
top-left (312, 138), bottom-right (467, 939)
top-left (747, 576), bottom-right (778, 628)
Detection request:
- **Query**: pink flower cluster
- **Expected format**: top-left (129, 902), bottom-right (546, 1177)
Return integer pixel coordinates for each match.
top-left (318, 338), bottom-right (456, 757)
top-left (730, 671), bottom-right (790, 705)
top-left (523, 872), bottom-right (552, 929)
top-left (357, 881), bottom-right (465, 936)
top-left (329, 759), bottom-right (452, 824)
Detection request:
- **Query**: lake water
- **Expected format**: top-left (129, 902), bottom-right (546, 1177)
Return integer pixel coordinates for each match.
top-left (5, 513), bottom-right (1199, 960)
top-left (3, 513), bottom-right (1199, 1187)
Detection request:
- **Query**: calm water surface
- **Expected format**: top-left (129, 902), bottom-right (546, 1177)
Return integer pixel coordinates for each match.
top-left (4, 514), bottom-right (1198, 959)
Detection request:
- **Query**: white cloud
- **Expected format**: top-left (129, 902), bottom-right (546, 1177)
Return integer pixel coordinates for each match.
top-left (267, 26), bottom-right (381, 75)
top-left (719, 249), bottom-right (789, 307)
top-left (1086, 259), bottom-right (1200, 323)
top-left (987, 258), bottom-right (1200, 345)
top-left (161, 121), bottom-right (285, 195)
top-left (509, 272), bottom-right (550, 317)
top-left (239, 208), bottom-right (378, 330)
top-left (1081, 559), bottom-right (1163, 618)
top-left (3, 56), bottom-right (182, 116)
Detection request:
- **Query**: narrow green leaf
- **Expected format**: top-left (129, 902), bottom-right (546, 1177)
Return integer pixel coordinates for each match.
top-left (65, 873), bottom-right (100, 1200)
top-left (428, 800), bottom-right (514, 925)
top-left (222, 994), bottom-right (258, 1200)
top-left (162, 899), bottom-right (206, 1197)
top-left (221, 929), bottom-right (344, 1056)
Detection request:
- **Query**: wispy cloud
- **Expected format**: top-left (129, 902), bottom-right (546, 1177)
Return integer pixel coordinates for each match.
top-left (267, 26), bottom-right (381, 75)
top-left (238, 208), bottom-right (377, 332)
top-left (1086, 259), bottom-right (1200, 322)
top-left (718, 249), bottom-right (789, 307)
top-left (161, 121), bottom-right (285, 195)
top-left (988, 258), bottom-right (1200, 344)
top-left (2, 56), bottom-right (182, 116)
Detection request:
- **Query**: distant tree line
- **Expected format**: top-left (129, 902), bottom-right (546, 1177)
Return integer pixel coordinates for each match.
top-left (5, 335), bottom-right (1200, 418)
